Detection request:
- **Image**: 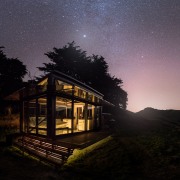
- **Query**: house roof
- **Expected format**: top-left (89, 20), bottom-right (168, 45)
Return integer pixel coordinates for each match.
top-left (52, 71), bottom-right (104, 98)
top-left (5, 71), bottom-right (104, 100)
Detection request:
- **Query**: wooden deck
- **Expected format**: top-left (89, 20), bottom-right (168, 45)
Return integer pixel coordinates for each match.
top-left (56, 131), bottom-right (111, 149)
top-left (13, 131), bottom-right (110, 166)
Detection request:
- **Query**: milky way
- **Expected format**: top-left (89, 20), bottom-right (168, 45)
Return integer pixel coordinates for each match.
top-left (0, 0), bottom-right (180, 111)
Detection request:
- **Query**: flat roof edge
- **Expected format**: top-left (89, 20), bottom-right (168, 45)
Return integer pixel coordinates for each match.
top-left (52, 71), bottom-right (104, 97)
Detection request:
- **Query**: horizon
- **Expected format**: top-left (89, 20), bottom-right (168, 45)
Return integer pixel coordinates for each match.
top-left (0, 0), bottom-right (180, 112)
top-left (132, 107), bottom-right (180, 113)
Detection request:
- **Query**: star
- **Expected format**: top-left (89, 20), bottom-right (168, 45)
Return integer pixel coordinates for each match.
top-left (83, 35), bottom-right (87, 38)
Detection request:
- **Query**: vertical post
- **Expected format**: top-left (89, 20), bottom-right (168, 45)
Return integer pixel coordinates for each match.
top-left (35, 98), bottom-right (38, 135)
top-left (84, 103), bottom-right (88, 131)
top-left (19, 90), bottom-right (24, 133)
top-left (19, 100), bottom-right (24, 133)
top-left (71, 99), bottom-right (74, 133)
top-left (26, 102), bottom-right (29, 133)
top-left (47, 75), bottom-right (56, 139)
top-left (99, 106), bottom-right (102, 129)
top-left (84, 92), bottom-right (88, 131)
top-left (71, 85), bottom-right (75, 133)
top-left (93, 106), bottom-right (97, 130)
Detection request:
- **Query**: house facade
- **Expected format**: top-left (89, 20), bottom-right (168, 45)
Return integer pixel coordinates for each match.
top-left (14, 71), bottom-right (104, 139)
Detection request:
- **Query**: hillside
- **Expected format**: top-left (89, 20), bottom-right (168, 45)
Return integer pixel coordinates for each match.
top-left (0, 108), bottom-right (179, 179)
top-left (137, 107), bottom-right (180, 129)
top-left (60, 108), bottom-right (180, 179)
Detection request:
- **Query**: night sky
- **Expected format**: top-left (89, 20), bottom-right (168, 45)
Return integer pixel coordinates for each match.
top-left (0, 0), bottom-right (180, 112)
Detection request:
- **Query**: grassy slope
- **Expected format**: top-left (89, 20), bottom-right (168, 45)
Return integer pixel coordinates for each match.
top-left (0, 145), bottom-right (61, 180)
top-left (0, 109), bottom-right (179, 179)
top-left (61, 109), bottom-right (180, 179)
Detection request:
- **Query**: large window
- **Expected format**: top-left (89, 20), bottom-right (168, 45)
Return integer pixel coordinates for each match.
top-left (87, 104), bottom-right (95, 130)
top-left (27, 99), bottom-right (36, 134)
top-left (55, 80), bottom-right (73, 95)
top-left (56, 97), bottom-right (72, 135)
top-left (37, 98), bottom-right (47, 135)
top-left (87, 92), bottom-right (94, 102)
top-left (37, 78), bottom-right (48, 93)
top-left (74, 86), bottom-right (86, 99)
top-left (74, 101), bottom-right (86, 132)
top-left (24, 97), bottom-right (47, 135)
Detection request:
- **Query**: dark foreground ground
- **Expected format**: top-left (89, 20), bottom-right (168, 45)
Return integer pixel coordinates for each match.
top-left (0, 108), bottom-right (180, 180)
top-left (0, 143), bottom-right (61, 180)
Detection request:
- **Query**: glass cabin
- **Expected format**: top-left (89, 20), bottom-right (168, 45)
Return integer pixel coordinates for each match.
top-left (19, 71), bottom-right (103, 139)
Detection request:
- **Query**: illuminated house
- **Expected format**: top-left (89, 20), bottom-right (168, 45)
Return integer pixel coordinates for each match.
top-left (15, 71), bottom-right (104, 139)
top-left (5, 71), bottom-right (115, 164)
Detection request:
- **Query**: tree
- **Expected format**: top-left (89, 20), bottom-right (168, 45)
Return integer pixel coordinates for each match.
top-left (0, 47), bottom-right (27, 97)
top-left (38, 42), bottom-right (128, 109)
top-left (39, 42), bottom-right (88, 81)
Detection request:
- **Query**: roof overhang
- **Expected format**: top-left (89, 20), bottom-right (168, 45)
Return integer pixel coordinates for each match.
top-left (101, 99), bottom-right (115, 107)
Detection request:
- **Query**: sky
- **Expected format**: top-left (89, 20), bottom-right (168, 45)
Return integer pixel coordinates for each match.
top-left (0, 0), bottom-right (180, 112)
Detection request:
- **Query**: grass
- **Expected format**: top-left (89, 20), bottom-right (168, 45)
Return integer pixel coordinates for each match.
top-left (0, 145), bottom-right (61, 180)
top-left (0, 110), bottom-right (179, 179)
top-left (61, 133), bottom-right (179, 179)
top-left (60, 109), bottom-right (180, 179)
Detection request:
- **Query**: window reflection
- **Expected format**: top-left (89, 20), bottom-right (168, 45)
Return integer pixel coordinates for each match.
top-left (25, 97), bottom-right (47, 135)
top-left (74, 86), bottom-right (86, 99)
top-left (37, 78), bottom-right (48, 93)
top-left (56, 97), bottom-right (72, 135)
top-left (55, 80), bottom-right (73, 95)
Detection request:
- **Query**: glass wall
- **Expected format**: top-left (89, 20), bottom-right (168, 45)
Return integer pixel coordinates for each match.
top-left (87, 104), bottom-right (95, 130)
top-left (24, 78), bottom-right (48, 97)
top-left (55, 80), bottom-right (73, 95)
top-left (74, 101), bottom-right (86, 132)
top-left (55, 97), bottom-right (98, 135)
top-left (24, 97), bottom-right (47, 135)
top-left (22, 75), bottom-right (102, 137)
top-left (37, 78), bottom-right (48, 93)
top-left (74, 86), bottom-right (86, 99)
top-left (37, 98), bottom-right (47, 135)
top-left (87, 92), bottom-right (94, 102)
top-left (27, 99), bottom-right (36, 134)
top-left (56, 97), bottom-right (72, 135)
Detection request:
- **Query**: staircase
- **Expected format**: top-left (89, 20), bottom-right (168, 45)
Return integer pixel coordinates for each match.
top-left (14, 135), bottom-right (74, 166)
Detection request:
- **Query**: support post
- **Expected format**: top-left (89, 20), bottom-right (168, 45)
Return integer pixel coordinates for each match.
top-left (47, 75), bottom-right (56, 139)
top-left (71, 85), bottom-right (75, 133)
top-left (19, 100), bottom-right (24, 133)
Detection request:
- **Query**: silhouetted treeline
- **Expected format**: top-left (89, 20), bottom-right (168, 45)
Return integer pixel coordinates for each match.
top-left (0, 42), bottom-right (128, 111)
top-left (0, 47), bottom-right (27, 114)
top-left (0, 47), bottom-right (27, 97)
top-left (38, 42), bottom-right (128, 109)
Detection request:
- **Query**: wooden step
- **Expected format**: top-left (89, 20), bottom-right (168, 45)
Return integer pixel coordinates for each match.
top-left (14, 141), bottom-right (63, 166)
top-left (14, 135), bottom-right (74, 166)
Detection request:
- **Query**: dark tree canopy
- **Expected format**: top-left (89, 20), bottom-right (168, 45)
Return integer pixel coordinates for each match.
top-left (0, 47), bottom-right (27, 97)
top-left (38, 42), bottom-right (128, 109)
